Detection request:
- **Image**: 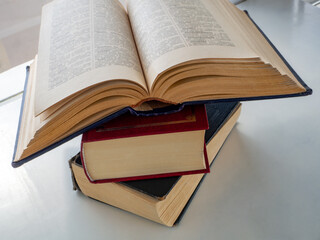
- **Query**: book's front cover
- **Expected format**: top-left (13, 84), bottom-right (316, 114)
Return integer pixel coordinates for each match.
top-left (82, 104), bottom-right (208, 142)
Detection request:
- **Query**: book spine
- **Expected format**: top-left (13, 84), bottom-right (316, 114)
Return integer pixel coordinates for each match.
top-left (12, 66), bottom-right (30, 167)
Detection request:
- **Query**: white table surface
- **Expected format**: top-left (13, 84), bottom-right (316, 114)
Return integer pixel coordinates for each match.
top-left (1, 0), bottom-right (320, 239)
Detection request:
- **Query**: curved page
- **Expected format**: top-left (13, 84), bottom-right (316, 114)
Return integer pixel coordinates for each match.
top-left (127, 0), bottom-right (258, 88)
top-left (35, 0), bottom-right (146, 115)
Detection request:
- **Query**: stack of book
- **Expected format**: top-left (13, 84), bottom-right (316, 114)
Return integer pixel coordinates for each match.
top-left (12, 0), bottom-right (311, 227)
top-left (69, 102), bottom-right (240, 226)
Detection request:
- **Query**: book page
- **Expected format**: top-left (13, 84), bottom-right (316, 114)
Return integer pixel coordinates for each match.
top-left (35, 0), bottom-right (145, 115)
top-left (127, 0), bottom-right (258, 87)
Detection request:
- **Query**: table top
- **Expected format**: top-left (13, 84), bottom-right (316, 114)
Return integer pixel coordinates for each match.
top-left (0, 0), bottom-right (320, 239)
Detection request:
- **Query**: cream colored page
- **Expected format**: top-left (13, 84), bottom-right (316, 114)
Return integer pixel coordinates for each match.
top-left (127, 0), bottom-right (258, 87)
top-left (35, 0), bottom-right (145, 115)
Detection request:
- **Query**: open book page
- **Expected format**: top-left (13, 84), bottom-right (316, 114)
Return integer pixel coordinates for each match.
top-left (127, 0), bottom-right (258, 88)
top-left (217, 0), bottom-right (304, 89)
top-left (35, 0), bottom-right (146, 116)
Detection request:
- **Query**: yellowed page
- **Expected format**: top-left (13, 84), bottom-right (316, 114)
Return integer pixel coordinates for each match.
top-left (217, 0), bottom-right (304, 89)
top-left (35, 0), bottom-right (145, 115)
top-left (127, 0), bottom-right (258, 88)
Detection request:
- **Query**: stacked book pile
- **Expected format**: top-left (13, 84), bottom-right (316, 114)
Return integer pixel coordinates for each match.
top-left (69, 102), bottom-right (241, 226)
top-left (12, 0), bottom-right (311, 227)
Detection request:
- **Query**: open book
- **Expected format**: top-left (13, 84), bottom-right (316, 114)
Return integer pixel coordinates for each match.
top-left (12, 0), bottom-right (311, 166)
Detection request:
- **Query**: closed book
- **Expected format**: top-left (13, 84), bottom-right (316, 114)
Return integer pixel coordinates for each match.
top-left (81, 104), bottom-right (209, 183)
top-left (69, 102), bottom-right (241, 226)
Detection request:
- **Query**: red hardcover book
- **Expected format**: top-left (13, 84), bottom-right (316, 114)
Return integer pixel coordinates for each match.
top-left (81, 104), bottom-right (209, 183)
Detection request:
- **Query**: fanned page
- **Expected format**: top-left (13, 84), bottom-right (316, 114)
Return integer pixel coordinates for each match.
top-left (127, 0), bottom-right (257, 87)
top-left (127, 0), bottom-right (306, 99)
top-left (35, 0), bottom-right (146, 115)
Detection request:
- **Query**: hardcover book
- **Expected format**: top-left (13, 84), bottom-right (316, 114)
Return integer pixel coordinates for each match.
top-left (81, 104), bottom-right (210, 183)
top-left (12, 0), bottom-right (311, 167)
top-left (70, 102), bottom-right (241, 226)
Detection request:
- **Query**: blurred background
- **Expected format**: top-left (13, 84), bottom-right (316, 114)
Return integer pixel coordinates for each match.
top-left (0, 0), bottom-right (51, 73)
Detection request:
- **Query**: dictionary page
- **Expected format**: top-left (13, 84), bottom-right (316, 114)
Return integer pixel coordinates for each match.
top-left (127, 0), bottom-right (258, 88)
top-left (35, 0), bottom-right (146, 115)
